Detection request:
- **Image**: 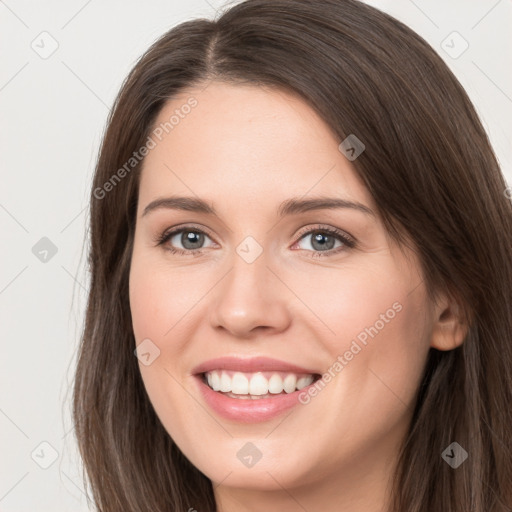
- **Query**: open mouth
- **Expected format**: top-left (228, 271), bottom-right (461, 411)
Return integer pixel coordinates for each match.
top-left (199, 370), bottom-right (322, 400)
top-left (192, 357), bottom-right (324, 422)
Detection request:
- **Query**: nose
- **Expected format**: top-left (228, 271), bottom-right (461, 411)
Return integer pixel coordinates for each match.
top-left (208, 248), bottom-right (292, 339)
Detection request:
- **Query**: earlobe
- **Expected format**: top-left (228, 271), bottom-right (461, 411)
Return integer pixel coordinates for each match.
top-left (429, 293), bottom-right (468, 351)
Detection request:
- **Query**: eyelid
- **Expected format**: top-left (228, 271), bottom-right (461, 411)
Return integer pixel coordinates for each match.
top-left (155, 223), bottom-right (356, 256)
top-left (294, 224), bottom-right (356, 247)
top-left (153, 223), bottom-right (217, 245)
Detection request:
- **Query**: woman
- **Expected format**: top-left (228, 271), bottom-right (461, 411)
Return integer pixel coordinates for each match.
top-left (72, 0), bottom-right (512, 510)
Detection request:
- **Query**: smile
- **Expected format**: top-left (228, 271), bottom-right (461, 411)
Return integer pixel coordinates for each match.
top-left (202, 370), bottom-right (316, 398)
top-left (192, 357), bottom-right (322, 422)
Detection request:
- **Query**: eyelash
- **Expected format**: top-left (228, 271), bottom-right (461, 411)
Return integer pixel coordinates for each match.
top-left (154, 224), bottom-right (356, 258)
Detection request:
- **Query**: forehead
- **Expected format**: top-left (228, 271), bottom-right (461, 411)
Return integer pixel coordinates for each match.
top-left (138, 81), bottom-right (374, 212)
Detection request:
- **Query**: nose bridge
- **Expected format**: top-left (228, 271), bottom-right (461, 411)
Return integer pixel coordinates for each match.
top-left (222, 236), bottom-right (272, 308)
top-left (209, 235), bottom-right (290, 336)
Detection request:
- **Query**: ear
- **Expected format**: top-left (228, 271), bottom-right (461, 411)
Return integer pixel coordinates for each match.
top-left (430, 291), bottom-right (468, 351)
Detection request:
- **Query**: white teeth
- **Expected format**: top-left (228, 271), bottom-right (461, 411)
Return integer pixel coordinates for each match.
top-left (220, 372), bottom-right (231, 392)
top-left (204, 370), bottom-right (315, 396)
top-left (296, 375), bottom-right (313, 390)
top-left (268, 374), bottom-right (284, 394)
top-left (211, 371), bottom-right (221, 391)
top-left (249, 373), bottom-right (269, 395)
top-left (283, 374), bottom-right (297, 393)
top-left (231, 372), bottom-right (249, 394)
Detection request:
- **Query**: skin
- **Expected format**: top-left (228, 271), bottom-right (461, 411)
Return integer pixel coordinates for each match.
top-left (129, 81), bottom-right (466, 512)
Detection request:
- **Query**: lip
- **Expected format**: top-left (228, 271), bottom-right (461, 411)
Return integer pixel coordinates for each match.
top-left (192, 356), bottom-right (321, 423)
top-left (191, 356), bottom-right (319, 375)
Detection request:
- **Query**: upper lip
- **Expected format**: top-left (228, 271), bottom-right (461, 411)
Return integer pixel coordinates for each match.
top-left (191, 356), bottom-right (320, 375)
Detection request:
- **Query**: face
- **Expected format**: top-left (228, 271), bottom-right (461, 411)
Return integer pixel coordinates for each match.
top-left (129, 81), bottom-right (436, 501)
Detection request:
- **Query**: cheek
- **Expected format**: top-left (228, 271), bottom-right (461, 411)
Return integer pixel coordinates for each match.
top-left (129, 251), bottom-right (202, 345)
top-left (362, 287), bottom-right (432, 407)
top-left (294, 258), bottom-right (431, 413)
top-left (288, 257), bottom-right (425, 350)
top-left (129, 257), bottom-right (209, 455)
top-left (315, 275), bottom-right (431, 436)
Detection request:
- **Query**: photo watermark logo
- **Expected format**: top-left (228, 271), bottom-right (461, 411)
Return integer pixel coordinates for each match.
top-left (298, 301), bottom-right (403, 404)
top-left (93, 96), bottom-right (198, 200)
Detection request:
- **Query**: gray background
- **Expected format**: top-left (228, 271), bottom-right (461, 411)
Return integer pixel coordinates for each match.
top-left (1, 0), bottom-right (511, 510)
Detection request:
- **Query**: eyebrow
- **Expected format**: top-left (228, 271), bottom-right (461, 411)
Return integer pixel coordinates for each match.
top-left (142, 195), bottom-right (375, 218)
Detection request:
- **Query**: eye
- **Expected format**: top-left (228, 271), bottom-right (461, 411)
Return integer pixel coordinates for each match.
top-left (155, 224), bottom-right (356, 258)
top-left (292, 225), bottom-right (356, 258)
top-left (155, 226), bottom-right (216, 256)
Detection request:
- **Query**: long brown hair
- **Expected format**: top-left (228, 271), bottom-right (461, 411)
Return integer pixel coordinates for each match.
top-left (72, 0), bottom-right (512, 510)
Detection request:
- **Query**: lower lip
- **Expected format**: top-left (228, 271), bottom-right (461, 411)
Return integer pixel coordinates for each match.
top-left (195, 375), bottom-right (314, 423)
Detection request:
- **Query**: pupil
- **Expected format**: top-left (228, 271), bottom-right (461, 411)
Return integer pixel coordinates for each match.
top-left (312, 232), bottom-right (335, 251)
top-left (182, 231), bottom-right (204, 249)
